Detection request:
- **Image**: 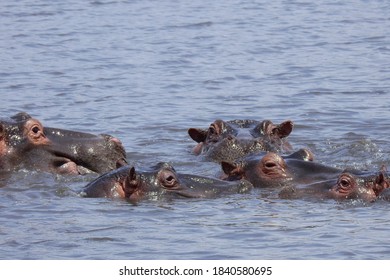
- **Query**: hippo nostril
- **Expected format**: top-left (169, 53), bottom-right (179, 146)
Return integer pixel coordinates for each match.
top-left (265, 162), bottom-right (277, 169)
top-left (227, 135), bottom-right (235, 141)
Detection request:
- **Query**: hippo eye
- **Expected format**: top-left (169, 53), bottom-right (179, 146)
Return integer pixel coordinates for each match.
top-left (340, 178), bottom-right (350, 187)
top-left (337, 175), bottom-right (354, 192)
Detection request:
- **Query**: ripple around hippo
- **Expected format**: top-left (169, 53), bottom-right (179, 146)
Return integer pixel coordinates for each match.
top-left (1, 114), bottom-right (389, 204)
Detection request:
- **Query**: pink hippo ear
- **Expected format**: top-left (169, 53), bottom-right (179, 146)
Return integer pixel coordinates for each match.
top-left (272, 120), bottom-right (294, 139)
top-left (188, 128), bottom-right (208, 143)
top-left (221, 161), bottom-right (245, 180)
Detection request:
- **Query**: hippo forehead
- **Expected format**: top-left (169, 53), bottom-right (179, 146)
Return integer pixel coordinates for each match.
top-left (226, 119), bottom-right (272, 138)
top-left (227, 119), bottom-right (260, 129)
top-left (136, 162), bottom-right (177, 182)
top-left (149, 162), bottom-right (176, 172)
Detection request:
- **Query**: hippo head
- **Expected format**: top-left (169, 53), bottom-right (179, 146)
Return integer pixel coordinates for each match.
top-left (222, 152), bottom-right (291, 187)
top-left (188, 119), bottom-right (294, 162)
top-left (123, 163), bottom-right (206, 200)
top-left (221, 149), bottom-right (314, 188)
top-left (329, 169), bottom-right (389, 202)
top-left (82, 162), bottom-right (253, 200)
top-left (188, 119), bottom-right (237, 155)
top-left (0, 112), bottom-right (127, 174)
top-left (82, 163), bottom-right (206, 200)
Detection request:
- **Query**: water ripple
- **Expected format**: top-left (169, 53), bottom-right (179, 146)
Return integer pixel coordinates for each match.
top-left (1, 0), bottom-right (390, 259)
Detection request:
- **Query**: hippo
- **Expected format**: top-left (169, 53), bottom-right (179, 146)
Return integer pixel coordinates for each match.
top-left (328, 169), bottom-right (389, 202)
top-left (81, 162), bottom-right (253, 201)
top-left (220, 148), bottom-right (331, 188)
top-left (278, 168), bottom-right (390, 202)
top-left (188, 119), bottom-right (293, 162)
top-left (0, 112), bottom-right (127, 174)
top-left (221, 148), bottom-right (390, 202)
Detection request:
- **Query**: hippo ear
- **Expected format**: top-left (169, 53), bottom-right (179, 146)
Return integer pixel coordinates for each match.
top-left (273, 120), bottom-right (293, 138)
top-left (123, 167), bottom-right (139, 197)
top-left (0, 123), bottom-right (4, 140)
top-left (11, 112), bottom-right (32, 122)
top-left (129, 166), bottom-right (137, 181)
top-left (188, 128), bottom-right (208, 143)
top-left (260, 120), bottom-right (274, 135)
top-left (221, 161), bottom-right (244, 180)
top-left (373, 171), bottom-right (390, 196)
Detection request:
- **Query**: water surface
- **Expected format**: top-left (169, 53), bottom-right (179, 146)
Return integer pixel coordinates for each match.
top-left (1, 0), bottom-right (390, 259)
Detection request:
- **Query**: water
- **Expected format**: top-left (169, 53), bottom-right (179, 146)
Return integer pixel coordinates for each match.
top-left (0, 0), bottom-right (390, 259)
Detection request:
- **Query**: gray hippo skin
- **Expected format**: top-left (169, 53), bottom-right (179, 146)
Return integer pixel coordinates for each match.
top-left (188, 119), bottom-right (293, 162)
top-left (82, 162), bottom-right (253, 201)
top-left (0, 112), bottom-right (127, 174)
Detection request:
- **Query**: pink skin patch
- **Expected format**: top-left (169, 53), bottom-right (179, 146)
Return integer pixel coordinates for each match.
top-left (192, 143), bottom-right (204, 155)
top-left (109, 137), bottom-right (123, 146)
top-left (56, 161), bottom-right (80, 175)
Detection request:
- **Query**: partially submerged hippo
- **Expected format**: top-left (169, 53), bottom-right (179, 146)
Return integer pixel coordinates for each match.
top-left (221, 149), bottom-right (329, 188)
top-left (0, 112), bottom-right (127, 174)
top-left (328, 169), bottom-right (389, 202)
top-left (222, 148), bottom-right (390, 202)
top-left (188, 119), bottom-right (293, 162)
top-left (278, 168), bottom-right (390, 202)
top-left (81, 162), bottom-right (253, 201)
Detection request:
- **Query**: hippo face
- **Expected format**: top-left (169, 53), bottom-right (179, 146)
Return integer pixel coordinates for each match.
top-left (188, 119), bottom-right (293, 162)
top-left (82, 163), bottom-right (207, 200)
top-left (329, 171), bottom-right (389, 202)
top-left (124, 163), bottom-right (204, 200)
top-left (82, 162), bottom-right (253, 201)
top-left (0, 112), bottom-right (127, 174)
top-left (222, 152), bottom-right (292, 188)
top-left (221, 149), bottom-right (315, 188)
top-left (204, 136), bottom-right (273, 163)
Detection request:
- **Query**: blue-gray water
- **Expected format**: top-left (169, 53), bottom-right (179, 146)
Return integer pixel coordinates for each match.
top-left (1, 0), bottom-right (390, 259)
